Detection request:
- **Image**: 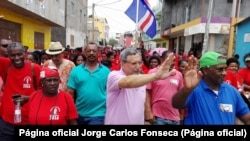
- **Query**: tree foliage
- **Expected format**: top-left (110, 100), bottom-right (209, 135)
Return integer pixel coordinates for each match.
top-left (108, 38), bottom-right (118, 47)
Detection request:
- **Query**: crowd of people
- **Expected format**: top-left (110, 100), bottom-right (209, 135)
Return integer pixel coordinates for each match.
top-left (1, 37), bottom-right (250, 140)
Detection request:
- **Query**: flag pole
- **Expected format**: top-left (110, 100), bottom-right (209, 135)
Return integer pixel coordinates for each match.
top-left (135, 0), bottom-right (139, 48)
top-left (125, 0), bottom-right (156, 44)
top-left (136, 0), bottom-right (139, 27)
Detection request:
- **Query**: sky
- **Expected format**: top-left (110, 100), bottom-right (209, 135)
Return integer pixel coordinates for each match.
top-left (87, 0), bottom-right (157, 38)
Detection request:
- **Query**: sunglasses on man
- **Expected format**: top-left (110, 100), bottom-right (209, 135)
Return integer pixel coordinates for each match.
top-left (1, 44), bottom-right (8, 48)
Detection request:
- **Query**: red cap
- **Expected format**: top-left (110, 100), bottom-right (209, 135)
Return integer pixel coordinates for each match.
top-left (40, 66), bottom-right (60, 78)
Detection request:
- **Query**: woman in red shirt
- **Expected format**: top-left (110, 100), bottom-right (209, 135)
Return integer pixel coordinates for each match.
top-left (237, 54), bottom-right (250, 97)
top-left (28, 66), bottom-right (78, 125)
top-left (224, 57), bottom-right (242, 90)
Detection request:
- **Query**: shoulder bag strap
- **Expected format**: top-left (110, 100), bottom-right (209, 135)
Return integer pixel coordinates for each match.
top-left (30, 63), bottom-right (37, 90)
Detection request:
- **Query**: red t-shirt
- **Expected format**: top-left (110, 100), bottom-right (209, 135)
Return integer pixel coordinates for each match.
top-left (0, 59), bottom-right (41, 124)
top-left (238, 68), bottom-right (250, 92)
top-left (0, 57), bottom-right (11, 117)
top-left (28, 90), bottom-right (78, 125)
top-left (0, 57), bottom-right (11, 80)
top-left (141, 63), bottom-right (149, 74)
top-left (0, 77), bottom-right (3, 114)
top-left (174, 54), bottom-right (179, 70)
top-left (98, 52), bottom-right (102, 62)
top-left (111, 58), bottom-right (120, 71)
top-left (224, 69), bottom-right (238, 89)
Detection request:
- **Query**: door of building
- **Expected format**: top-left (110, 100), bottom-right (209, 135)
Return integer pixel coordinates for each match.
top-left (0, 19), bottom-right (21, 42)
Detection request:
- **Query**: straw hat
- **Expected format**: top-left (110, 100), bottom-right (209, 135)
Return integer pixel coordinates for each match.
top-left (46, 41), bottom-right (65, 55)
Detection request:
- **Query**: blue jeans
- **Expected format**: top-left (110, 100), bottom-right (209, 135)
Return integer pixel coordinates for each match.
top-left (153, 116), bottom-right (180, 125)
top-left (77, 116), bottom-right (104, 125)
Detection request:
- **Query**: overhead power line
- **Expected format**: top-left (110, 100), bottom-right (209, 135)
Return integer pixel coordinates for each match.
top-left (93, 6), bottom-right (133, 32)
top-left (94, 0), bottom-right (122, 6)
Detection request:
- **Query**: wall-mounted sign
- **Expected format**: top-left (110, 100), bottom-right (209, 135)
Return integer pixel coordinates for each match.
top-left (184, 23), bottom-right (230, 36)
top-left (244, 33), bottom-right (250, 42)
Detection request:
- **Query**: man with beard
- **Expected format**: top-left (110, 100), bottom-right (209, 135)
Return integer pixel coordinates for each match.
top-left (0, 42), bottom-right (41, 140)
top-left (67, 42), bottom-right (110, 125)
top-left (44, 41), bottom-right (75, 91)
top-left (172, 51), bottom-right (250, 125)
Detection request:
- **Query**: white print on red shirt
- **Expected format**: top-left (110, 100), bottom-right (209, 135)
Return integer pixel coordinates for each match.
top-left (49, 106), bottom-right (60, 120)
top-left (23, 76), bottom-right (32, 88)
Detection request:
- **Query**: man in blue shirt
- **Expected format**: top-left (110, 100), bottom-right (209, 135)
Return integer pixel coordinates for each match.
top-left (172, 51), bottom-right (250, 124)
top-left (67, 42), bottom-right (110, 125)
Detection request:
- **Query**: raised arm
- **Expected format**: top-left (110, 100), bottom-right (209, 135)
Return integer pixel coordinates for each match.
top-left (118, 53), bottom-right (176, 88)
top-left (172, 56), bottom-right (202, 109)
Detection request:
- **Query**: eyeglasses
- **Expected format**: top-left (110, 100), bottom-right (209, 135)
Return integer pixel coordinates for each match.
top-left (125, 61), bottom-right (143, 66)
top-left (1, 44), bottom-right (8, 48)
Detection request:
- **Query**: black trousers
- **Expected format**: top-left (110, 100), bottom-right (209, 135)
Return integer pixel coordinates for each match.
top-left (0, 118), bottom-right (15, 141)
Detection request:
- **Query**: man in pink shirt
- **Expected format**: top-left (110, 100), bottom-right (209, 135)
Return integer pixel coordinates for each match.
top-left (145, 50), bottom-right (184, 125)
top-left (105, 48), bottom-right (176, 125)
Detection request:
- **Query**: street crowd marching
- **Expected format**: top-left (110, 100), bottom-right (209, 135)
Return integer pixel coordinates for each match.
top-left (1, 37), bottom-right (250, 140)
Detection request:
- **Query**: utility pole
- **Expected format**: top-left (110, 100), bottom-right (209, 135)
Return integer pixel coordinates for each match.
top-left (228, 0), bottom-right (241, 57)
top-left (202, 0), bottom-right (213, 54)
top-left (92, 3), bottom-right (95, 42)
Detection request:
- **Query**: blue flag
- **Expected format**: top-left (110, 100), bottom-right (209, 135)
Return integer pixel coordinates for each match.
top-left (125, 0), bottom-right (157, 38)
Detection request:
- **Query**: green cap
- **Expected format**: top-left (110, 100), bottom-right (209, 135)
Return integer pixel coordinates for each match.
top-left (199, 51), bottom-right (227, 69)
